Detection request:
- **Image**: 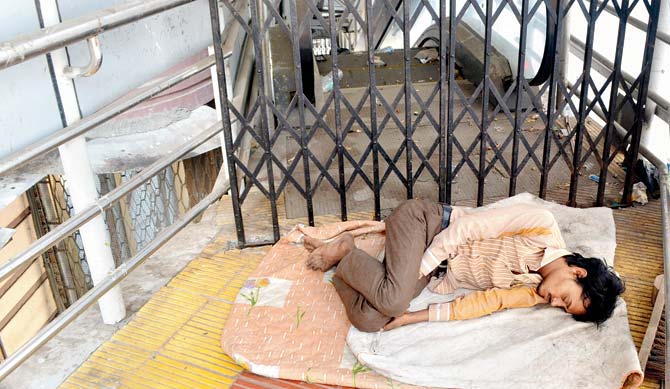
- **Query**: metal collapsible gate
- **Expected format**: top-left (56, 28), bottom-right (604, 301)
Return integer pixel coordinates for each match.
top-left (211, 0), bottom-right (660, 247)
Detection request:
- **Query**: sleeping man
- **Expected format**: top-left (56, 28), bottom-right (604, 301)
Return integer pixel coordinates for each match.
top-left (302, 199), bottom-right (624, 332)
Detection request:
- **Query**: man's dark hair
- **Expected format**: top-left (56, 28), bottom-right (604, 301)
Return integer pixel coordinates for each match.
top-left (566, 253), bottom-right (625, 325)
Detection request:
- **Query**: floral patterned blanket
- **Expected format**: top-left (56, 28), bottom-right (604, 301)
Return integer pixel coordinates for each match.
top-left (221, 220), bottom-right (420, 389)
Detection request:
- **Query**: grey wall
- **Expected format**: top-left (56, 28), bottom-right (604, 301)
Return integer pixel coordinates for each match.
top-left (0, 1), bottom-right (64, 159)
top-left (60, 0), bottom-right (212, 117)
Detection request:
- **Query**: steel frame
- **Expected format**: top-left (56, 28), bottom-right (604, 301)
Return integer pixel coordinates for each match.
top-left (214, 0), bottom-right (662, 245)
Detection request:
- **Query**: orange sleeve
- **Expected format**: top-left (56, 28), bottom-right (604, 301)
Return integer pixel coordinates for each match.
top-left (427, 286), bottom-right (547, 321)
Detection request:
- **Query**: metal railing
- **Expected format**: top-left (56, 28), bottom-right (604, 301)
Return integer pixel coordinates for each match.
top-left (0, 129), bottom-right (228, 378)
top-left (660, 161), bottom-right (670, 389)
top-left (217, 0), bottom-right (662, 244)
top-left (0, 0), bottom-right (194, 68)
top-left (0, 0), bottom-right (246, 380)
top-left (0, 0), bottom-right (245, 175)
top-left (627, 123), bottom-right (670, 389)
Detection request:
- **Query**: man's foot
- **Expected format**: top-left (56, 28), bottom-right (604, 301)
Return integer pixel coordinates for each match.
top-left (303, 235), bottom-right (325, 252)
top-left (306, 233), bottom-right (355, 271)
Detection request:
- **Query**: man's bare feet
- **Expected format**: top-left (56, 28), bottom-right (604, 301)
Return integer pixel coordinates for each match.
top-left (306, 233), bottom-right (355, 271)
top-left (303, 235), bottom-right (325, 252)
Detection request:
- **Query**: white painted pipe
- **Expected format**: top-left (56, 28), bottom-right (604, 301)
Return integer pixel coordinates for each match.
top-left (58, 141), bottom-right (126, 324)
top-left (39, 0), bottom-right (126, 324)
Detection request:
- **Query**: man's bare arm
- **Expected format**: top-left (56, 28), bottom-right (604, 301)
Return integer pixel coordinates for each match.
top-left (383, 286), bottom-right (547, 330)
top-left (383, 310), bottom-right (429, 331)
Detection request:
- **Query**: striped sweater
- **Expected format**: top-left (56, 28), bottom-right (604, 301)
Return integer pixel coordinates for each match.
top-left (420, 204), bottom-right (571, 321)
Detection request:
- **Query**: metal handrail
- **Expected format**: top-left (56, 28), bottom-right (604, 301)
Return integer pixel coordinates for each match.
top-left (0, 54), bottom-right (215, 176)
top-left (0, 0), bottom-right (248, 176)
top-left (0, 0), bottom-right (252, 381)
top-left (0, 0), bottom-right (194, 69)
top-left (597, 0), bottom-right (670, 46)
top-left (639, 139), bottom-right (670, 389)
top-left (0, 120), bottom-right (226, 284)
top-left (0, 153), bottom-right (229, 380)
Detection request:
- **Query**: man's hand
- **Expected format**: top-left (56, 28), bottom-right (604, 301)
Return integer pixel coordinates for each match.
top-left (383, 309), bottom-right (429, 331)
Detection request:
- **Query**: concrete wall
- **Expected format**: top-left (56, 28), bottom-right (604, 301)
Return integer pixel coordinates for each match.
top-left (0, 1), bottom-right (64, 161)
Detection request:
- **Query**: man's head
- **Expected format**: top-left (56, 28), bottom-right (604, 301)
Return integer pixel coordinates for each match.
top-left (537, 253), bottom-right (624, 325)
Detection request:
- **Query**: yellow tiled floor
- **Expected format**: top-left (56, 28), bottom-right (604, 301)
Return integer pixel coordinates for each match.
top-left (60, 248), bottom-right (268, 389)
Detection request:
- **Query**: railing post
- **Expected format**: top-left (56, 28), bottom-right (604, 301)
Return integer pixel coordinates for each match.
top-left (208, 43), bottom-right (231, 193)
top-left (37, 0), bottom-right (125, 324)
top-left (557, 0), bottom-right (570, 105)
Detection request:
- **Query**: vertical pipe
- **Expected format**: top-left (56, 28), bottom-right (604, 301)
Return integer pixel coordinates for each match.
top-left (510, 0), bottom-right (529, 196)
top-left (365, 0), bottom-right (381, 220)
top-left (596, 0), bottom-right (629, 206)
top-left (477, 0), bottom-right (493, 206)
top-left (547, 0), bottom-right (569, 197)
top-left (208, 0), bottom-right (246, 245)
top-left (36, 0), bottom-right (125, 324)
top-left (403, 0), bottom-right (413, 199)
top-left (207, 0), bottom-right (238, 192)
top-left (249, 0), bottom-right (281, 240)
top-left (621, 0), bottom-right (661, 204)
top-left (557, 0), bottom-right (570, 105)
top-left (328, 0), bottom-right (348, 221)
top-left (37, 182), bottom-right (78, 306)
top-left (259, 0), bottom-right (276, 133)
top-left (26, 186), bottom-right (67, 313)
top-left (540, 0), bottom-right (565, 198)
top-left (208, 26), bottom-right (232, 196)
top-left (446, 0), bottom-right (457, 203)
top-left (568, 0), bottom-right (598, 207)
top-left (289, 0), bottom-right (315, 226)
top-left (298, 8), bottom-right (316, 105)
top-left (438, 0), bottom-right (448, 203)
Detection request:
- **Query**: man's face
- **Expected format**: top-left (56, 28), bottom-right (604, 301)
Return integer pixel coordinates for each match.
top-left (537, 263), bottom-right (589, 315)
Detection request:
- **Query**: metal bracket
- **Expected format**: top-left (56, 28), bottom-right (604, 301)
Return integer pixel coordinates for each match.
top-left (63, 36), bottom-right (102, 78)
